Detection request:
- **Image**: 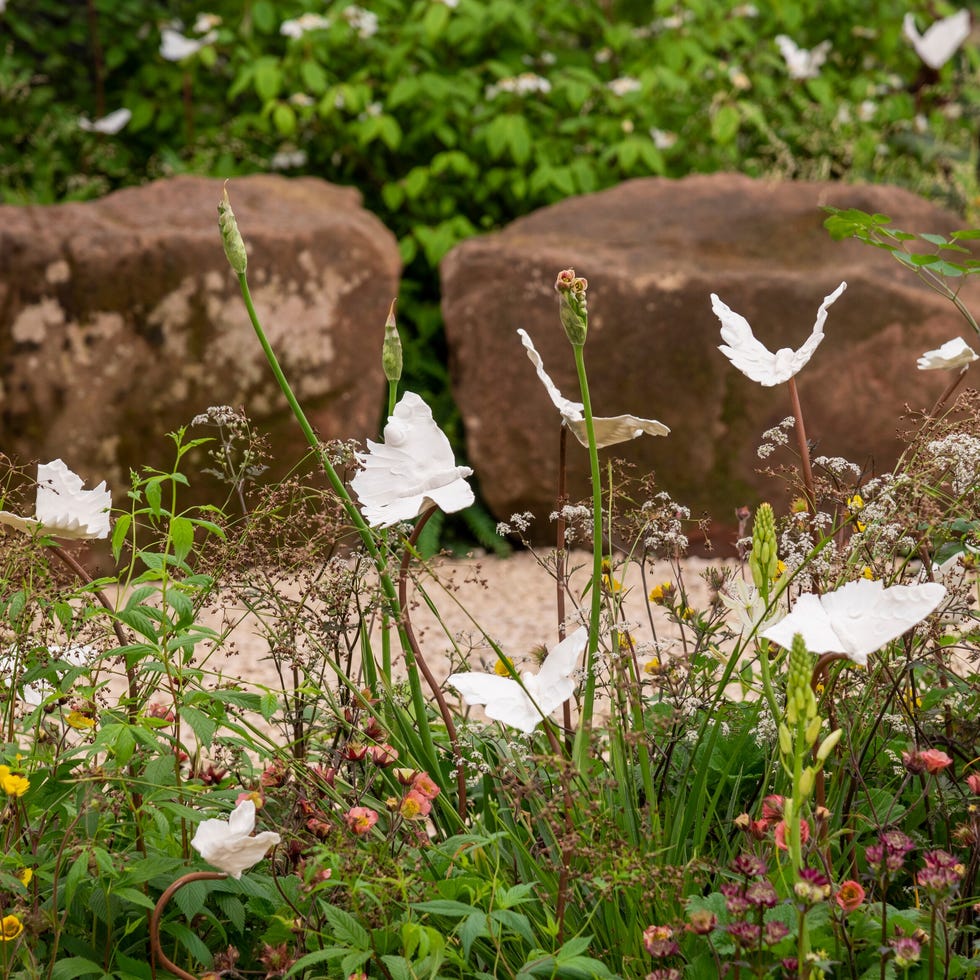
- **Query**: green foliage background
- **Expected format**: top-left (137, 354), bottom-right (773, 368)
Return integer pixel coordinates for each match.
top-left (3, 0), bottom-right (979, 471)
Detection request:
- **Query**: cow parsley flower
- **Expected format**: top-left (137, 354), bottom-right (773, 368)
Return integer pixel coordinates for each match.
top-left (518, 330), bottom-right (669, 446)
top-left (0, 460), bottom-right (110, 539)
top-left (903, 10), bottom-right (971, 70)
top-left (713, 282), bottom-right (846, 386)
top-left (917, 337), bottom-right (978, 371)
top-left (190, 799), bottom-right (281, 878)
top-left (351, 392), bottom-right (474, 527)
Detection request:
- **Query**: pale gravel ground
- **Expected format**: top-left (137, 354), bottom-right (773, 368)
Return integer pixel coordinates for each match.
top-left (196, 550), bottom-right (740, 697)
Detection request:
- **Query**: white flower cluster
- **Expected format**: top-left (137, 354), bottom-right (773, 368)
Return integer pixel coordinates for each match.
top-left (280, 13), bottom-right (330, 38)
top-left (548, 504), bottom-right (593, 544)
top-left (342, 5), bottom-right (379, 38)
top-left (641, 493), bottom-right (690, 555)
top-left (607, 76), bottom-right (642, 96)
top-left (485, 73), bottom-right (552, 100)
top-left (496, 511), bottom-right (535, 536)
top-left (926, 433), bottom-right (980, 496)
top-left (757, 416), bottom-right (796, 459)
top-left (813, 455), bottom-right (862, 481)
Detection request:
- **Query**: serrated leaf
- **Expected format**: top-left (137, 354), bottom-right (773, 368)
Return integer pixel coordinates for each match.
top-left (323, 904), bottom-right (371, 948)
top-left (51, 958), bottom-right (106, 980)
top-left (169, 516), bottom-right (194, 563)
top-left (180, 705), bottom-right (217, 746)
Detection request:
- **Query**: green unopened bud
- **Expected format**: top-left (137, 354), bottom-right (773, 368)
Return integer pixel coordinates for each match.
top-left (805, 715), bottom-right (823, 748)
top-left (381, 299), bottom-right (402, 383)
top-left (799, 766), bottom-right (814, 798)
top-left (555, 268), bottom-right (588, 346)
top-left (778, 723), bottom-right (793, 756)
top-left (218, 182), bottom-right (247, 274)
top-left (749, 503), bottom-right (779, 596)
top-left (816, 728), bottom-right (843, 764)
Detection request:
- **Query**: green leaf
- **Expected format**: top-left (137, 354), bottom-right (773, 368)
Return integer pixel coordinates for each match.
top-left (414, 899), bottom-right (479, 918)
top-left (920, 233), bottom-right (948, 246)
top-left (323, 904), bottom-right (371, 948)
top-left (260, 691), bottom-right (279, 721)
top-left (300, 60), bottom-right (329, 95)
top-left (252, 0), bottom-right (277, 33)
top-left (169, 516), bottom-right (194, 563)
top-left (180, 705), bottom-right (217, 746)
top-left (711, 104), bottom-right (740, 144)
top-left (51, 959), bottom-right (106, 980)
top-left (285, 948), bottom-right (347, 977)
top-left (273, 103), bottom-right (297, 136)
top-left (254, 58), bottom-right (283, 101)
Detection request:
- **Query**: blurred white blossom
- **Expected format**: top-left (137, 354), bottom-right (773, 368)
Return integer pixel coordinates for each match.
top-left (775, 35), bottom-right (831, 79)
top-left (78, 108), bottom-right (131, 135)
top-left (192, 12), bottom-right (222, 33)
top-left (485, 73), bottom-right (551, 99)
top-left (280, 13), bottom-right (331, 38)
top-left (903, 10), bottom-right (970, 70)
top-left (160, 26), bottom-right (218, 60)
top-left (270, 149), bottom-right (308, 170)
top-left (607, 76), bottom-right (642, 96)
top-left (650, 128), bottom-right (677, 149)
top-left (343, 5), bottom-right (379, 38)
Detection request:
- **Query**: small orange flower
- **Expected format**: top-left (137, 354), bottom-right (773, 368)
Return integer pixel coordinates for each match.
top-left (835, 880), bottom-right (866, 912)
top-left (344, 806), bottom-right (378, 836)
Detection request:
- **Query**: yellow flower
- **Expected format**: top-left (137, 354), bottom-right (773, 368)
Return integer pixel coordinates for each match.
top-left (0, 766), bottom-right (29, 797)
top-left (643, 657), bottom-right (661, 674)
top-left (681, 606), bottom-right (696, 620)
top-left (66, 711), bottom-right (95, 730)
top-left (773, 559), bottom-right (786, 581)
top-left (493, 655), bottom-right (515, 677)
top-left (862, 566), bottom-right (875, 580)
top-left (17, 868), bottom-right (32, 887)
top-left (846, 494), bottom-right (866, 532)
top-left (648, 581), bottom-right (675, 604)
top-left (0, 915), bottom-right (23, 942)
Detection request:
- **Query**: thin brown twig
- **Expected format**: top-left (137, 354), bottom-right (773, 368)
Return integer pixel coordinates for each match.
top-left (397, 507), bottom-right (467, 819)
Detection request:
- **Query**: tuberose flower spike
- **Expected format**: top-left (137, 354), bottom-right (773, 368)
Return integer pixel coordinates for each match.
top-left (555, 269), bottom-right (588, 346)
top-left (749, 503), bottom-right (778, 596)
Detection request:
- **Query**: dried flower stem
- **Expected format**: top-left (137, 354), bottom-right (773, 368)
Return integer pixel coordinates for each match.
top-left (398, 507), bottom-right (467, 819)
top-left (787, 376), bottom-right (816, 514)
top-left (150, 871), bottom-right (227, 980)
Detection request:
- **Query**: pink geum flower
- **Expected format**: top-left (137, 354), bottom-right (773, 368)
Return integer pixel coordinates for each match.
top-left (344, 806), bottom-right (378, 836)
top-left (713, 282), bottom-right (846, 386)
top-left (965, 772), bottom-right (980, 795)
top-left (0, 459), bottom-right (111, 539)
top-left (398, 790), bottom-right (432, 820)
top-left (835, 880), bottom-right (866, 912)
top-left (411, 772), bottom-right (441, 800)
top-left (773, 818), bottom-right (810, 851)
top-left (902, 748), bottom-right (953, 775)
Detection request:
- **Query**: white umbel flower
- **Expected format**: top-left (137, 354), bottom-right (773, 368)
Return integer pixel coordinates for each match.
top-left (352, 392), bottom-right (474, 527)
top-left (713, 282), bottom-right (846, 386)
top-left (917, 337), bottom-right (978, 371)
top-left (518, 330), bottom-right (669, 446)
top-left (775, 35), bottom-right (832, 80)
top-left (0, 460), bottom-right (110, 540)
top-left (903, 10), bottom-right (971, 70)
top-left (191, 799), bottom-right (281, 879)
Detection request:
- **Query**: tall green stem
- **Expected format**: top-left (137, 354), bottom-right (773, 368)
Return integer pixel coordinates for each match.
top-left (570, 342), bottom-right (603, 769)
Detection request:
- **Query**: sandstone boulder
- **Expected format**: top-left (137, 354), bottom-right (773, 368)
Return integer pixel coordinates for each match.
top-left (442, 174), bottom-right (980, 550)
top-left (0, 174), bottom-right (398, 515)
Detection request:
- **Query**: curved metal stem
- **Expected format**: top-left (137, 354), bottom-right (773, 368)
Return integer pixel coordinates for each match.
top-left (150, 871), bottom-right (227, 980)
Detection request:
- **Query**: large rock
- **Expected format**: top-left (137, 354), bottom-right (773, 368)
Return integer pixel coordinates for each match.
top-left (0, 174), bottom-right (398, 511)
top-left (442, 174), bottom-right (980, 549)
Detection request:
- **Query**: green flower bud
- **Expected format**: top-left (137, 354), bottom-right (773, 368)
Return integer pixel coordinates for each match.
top-left (381, 299), bottom-right (402, 383)
top-left (816, 728), bottom-right (843, 764)
top-left (805, 715), bottom-right (823, 748)
top-left (799, 766), bottom-right (814, 798)
top-left (555, 268), bottom-right (588, 346)
top-left (778, 723), bottom-right (793, 756)
top-left (749, 503), bottom-right (779, 596)
top-left (217, 182), bottom-right (247, 274)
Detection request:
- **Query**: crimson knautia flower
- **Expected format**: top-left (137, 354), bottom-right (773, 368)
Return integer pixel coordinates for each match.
top-left (517, 330), bottom-right (669, 446)
top-left (917, 337), bottom-right (978, 371)
top-left (351, 391), bottom-right (474, 527)
top-left (0, 460), bottom-right (111, 539)
top-left (903, 10), bottom-right (971, 70)
top-left (190, 799), bottom-right (281, 879)
top-left (712, 282), bottom-right (846, 386)
top-left (761, 578), bottom-right (945, 668)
